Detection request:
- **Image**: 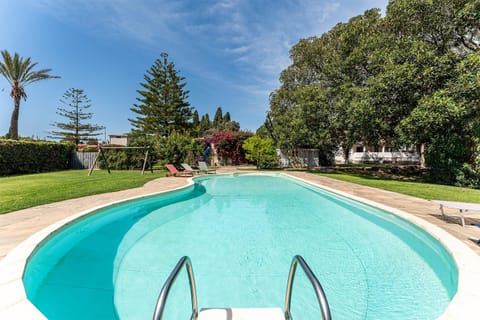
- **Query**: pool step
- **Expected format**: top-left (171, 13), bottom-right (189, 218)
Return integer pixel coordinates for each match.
top-left (198, 308), bottom-right (284, 320)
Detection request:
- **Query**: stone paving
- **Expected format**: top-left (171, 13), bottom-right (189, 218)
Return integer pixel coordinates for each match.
top-left (1, 169), bottom-right (479, 260)
top-left (0, 175), bottom-right (189, 260)
top-left (1, 168), bottom-right (480, 320)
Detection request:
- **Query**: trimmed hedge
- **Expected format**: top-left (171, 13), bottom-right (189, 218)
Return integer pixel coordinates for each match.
top-left (0, 139), bottom-right (76, 176)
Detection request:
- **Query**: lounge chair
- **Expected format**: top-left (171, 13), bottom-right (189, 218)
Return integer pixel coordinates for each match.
top-left (198, 161), bottom-right (216, 174)
top-left (181, 163), bottom-right (200, 175)
top-left (432, 200), bottom-right (480, 226)
top-left (165, 164), bottom-right (193, 177)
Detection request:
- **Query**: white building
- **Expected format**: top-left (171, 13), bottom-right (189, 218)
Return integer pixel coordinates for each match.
top-left (335, 143), bottom-right (420, 164)
top-left (108, 134), bottom-right (131, 146)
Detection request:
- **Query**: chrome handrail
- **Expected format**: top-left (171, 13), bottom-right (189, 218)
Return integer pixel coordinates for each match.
top-left (284, 255), bottom-right (332, 320)
top-left (152, 256), bottom-right (198, 320)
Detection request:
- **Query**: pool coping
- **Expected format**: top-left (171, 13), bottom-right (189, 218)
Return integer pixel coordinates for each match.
top-left (1, 171), bottom-right (479, 319)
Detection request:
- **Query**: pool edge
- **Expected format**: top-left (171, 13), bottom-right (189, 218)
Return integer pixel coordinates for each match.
top-left (1, 172), bottom-right (479, 319)
top-left (283, 172), bottom-right (480, 320)
top-left (0, 177), bottom-right (196, 320)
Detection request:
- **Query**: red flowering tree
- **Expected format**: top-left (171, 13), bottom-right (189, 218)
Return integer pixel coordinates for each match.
top-left (201, 131), bottom-right (252, 165)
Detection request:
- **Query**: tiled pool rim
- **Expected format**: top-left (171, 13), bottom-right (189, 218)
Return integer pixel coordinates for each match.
top-left (1, 172), bottom-right (479, 319)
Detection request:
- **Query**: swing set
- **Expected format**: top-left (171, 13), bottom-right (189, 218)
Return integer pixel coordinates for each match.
top-left (88, 146), bottom-right (153, 176)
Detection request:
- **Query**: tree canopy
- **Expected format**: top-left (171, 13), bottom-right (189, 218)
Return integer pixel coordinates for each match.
top-left (48, 88), bottom-right (102, 145)
top-left (129, 53), bottom-right (192, 137)
top-left (264, 0), bottom-right (480, 184)
top-left (0, 50), bottom-right (59, 140)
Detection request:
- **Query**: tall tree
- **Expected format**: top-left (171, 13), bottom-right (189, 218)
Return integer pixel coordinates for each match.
top-left (198, 114), bottom-right (211, 136)
top-left (0, 50), bottom-right (59, 140)
top-left (129, 53), bottom-right (192, 137)
top-left (48, 88), bottom-right (102, 144)
top-left (212, 106), bottom-right (223, 129)
top-left (223, 111), bottom-right (231, 122)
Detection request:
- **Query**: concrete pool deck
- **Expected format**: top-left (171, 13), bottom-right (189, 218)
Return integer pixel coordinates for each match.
top-left (1, 169), bottom-right (480, 319)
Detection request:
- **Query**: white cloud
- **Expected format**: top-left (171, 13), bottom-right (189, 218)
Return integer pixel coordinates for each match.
top-left (30, 0), bottom-right (387, 98)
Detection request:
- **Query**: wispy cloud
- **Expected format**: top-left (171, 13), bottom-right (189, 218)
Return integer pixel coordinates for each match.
top-left (31, 0), bottom-right (384, 97)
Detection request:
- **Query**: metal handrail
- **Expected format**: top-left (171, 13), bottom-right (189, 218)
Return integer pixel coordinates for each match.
top-left (152, 256), bottom-right (198, 320)
top-left (284, 255), bottom-right (332, 320)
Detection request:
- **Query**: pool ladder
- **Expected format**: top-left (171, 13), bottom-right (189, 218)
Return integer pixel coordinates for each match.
top-left (152, 255), bottom-right (332, 320)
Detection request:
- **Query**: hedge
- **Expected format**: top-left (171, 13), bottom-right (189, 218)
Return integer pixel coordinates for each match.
top-left (0, 139), bottom-right (76, 176)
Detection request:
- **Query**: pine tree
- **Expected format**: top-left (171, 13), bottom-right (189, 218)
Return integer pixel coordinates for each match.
top-left (212, 106), bottom-right (223, 129)
top-left (199, 114), bottom-right (211, 135)
top-left (48, 88), bottom-right (102, 144)
top-left (223, 111), bottom-right (231, 123)
top-left (192, 110), bottom-right (200, 128)
top-left (129, 53), bottom-right (192, 137)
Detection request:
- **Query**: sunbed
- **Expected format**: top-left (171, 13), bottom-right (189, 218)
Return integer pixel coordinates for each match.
top-left (181, 163), bottom-right (201, 175)
top-left (198, 161), bottom-right (216, 174)
top-left (432, 200), bottom-right (480, 227)
top-left (165, 164), bottom-right (193, 177)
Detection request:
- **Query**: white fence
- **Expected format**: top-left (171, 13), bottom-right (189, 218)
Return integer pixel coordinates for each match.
top-left (278, 149), bottom-right (320, 168)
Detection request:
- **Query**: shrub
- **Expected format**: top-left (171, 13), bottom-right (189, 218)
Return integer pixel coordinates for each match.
top-left (242, 136), bottom-right (279, 169)
top-left (0, 139), bottom-right (75, 176)
top-left (154, 132), bottom-right (202, 166)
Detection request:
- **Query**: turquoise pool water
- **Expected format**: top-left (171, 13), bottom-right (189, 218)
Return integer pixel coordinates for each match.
top-left (23, 174), bottom-right (457, 319)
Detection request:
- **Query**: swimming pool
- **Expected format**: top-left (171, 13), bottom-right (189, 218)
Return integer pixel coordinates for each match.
top-left (23, 174), bottom-right (457, 319)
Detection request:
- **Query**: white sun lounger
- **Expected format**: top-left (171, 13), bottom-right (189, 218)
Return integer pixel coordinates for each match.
top-left (432, 200), bottom-right (480, 227)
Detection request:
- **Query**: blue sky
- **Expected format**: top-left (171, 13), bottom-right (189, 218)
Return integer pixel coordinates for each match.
top-left (0, 0), bottom-right (388, 140)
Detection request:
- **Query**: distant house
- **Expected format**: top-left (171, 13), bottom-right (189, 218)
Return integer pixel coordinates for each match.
top-left (109, 134), bottom-right (131, 146)
top-left (335, 143), bottom-right (420, 165)
top-left (277, 143), bottom-right (420, 168)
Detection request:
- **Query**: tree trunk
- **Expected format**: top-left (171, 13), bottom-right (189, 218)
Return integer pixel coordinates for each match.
top-left (8, 96), bottom-right (20, 140)
top-left (420, 143), bottom-right (426, 168)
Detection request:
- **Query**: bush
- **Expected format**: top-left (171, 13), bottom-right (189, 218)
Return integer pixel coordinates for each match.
top-left (98, 137), bottom-right (157, 170)
top-left (425, 135), bottom-right (472, 185)
top-left (242, 136), bottom-right (279, 169)
top-left (0, 139), bottom-right (75, 176)
top-left (154, 132), bottom-right (202, 166)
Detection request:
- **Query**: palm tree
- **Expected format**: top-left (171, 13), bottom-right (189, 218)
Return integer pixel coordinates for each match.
top-left (0, 50), bottom-right (59, 140)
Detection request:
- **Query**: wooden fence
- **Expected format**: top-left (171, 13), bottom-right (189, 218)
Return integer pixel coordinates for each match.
top-left (71, 152), bottom-right (98, 169)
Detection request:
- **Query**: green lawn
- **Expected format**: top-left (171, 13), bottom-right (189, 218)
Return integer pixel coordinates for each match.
top-left (317, 172), bottom-right (480, 203)
top-left (0, 170), bottom-right (167, 214)
top-left (3, 169), bottom-right (479, 215)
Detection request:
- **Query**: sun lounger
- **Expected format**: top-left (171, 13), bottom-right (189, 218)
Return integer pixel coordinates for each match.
top-left (198, 161), bottom-right (216, 174)
top-left (165, 164), bottom-right (193, 177)
top-left (181, 163), bottom-right (200, 175)
top-left (432, 200), bottom-right (480, 227)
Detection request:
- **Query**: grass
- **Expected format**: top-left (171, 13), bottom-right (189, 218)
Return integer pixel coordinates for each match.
top-left (0, 170), bottom-right (167, 214)
top-left (316, 172), bottom-right (480, 203)
top-left (3, 168), bottom-right (480, 215)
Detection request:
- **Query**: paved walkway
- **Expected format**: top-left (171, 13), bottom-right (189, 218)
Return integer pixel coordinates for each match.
top-left (1, 169), bottom-right (479, 260)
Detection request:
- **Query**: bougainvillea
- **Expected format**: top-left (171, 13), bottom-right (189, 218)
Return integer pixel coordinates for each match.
top-left (200, 131), bottom-right (252, 165)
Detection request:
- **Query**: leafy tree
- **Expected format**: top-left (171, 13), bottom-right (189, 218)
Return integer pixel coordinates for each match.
top-left (48, 88), bottom-right (102, 145)
top-left (397, 51), bottom-right (480, 184)
top-left (243, 136), bottom-right (279, 169)
top-left (154, 131), bottom-right (201, 165)
top-left (0, 50), bottom-right (59, 140)
top-left (386, 0), bottom-right (480, 55)
top-left (129, 53), bottom-right (192, 137)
